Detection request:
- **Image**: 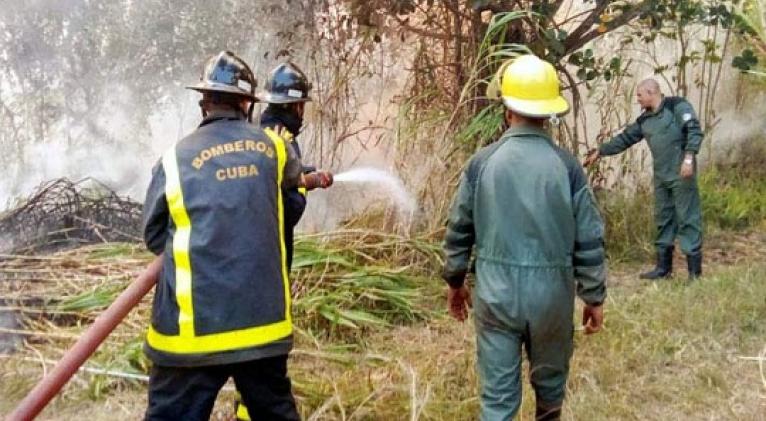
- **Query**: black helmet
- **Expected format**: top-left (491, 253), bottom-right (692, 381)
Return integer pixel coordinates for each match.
top-left (187, 51), bottom-right (257, 100)
top-left (258, 62), bottom-right (312, 104)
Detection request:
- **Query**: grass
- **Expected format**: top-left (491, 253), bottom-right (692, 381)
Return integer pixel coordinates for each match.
top-left (565, 263), bottom-right (766, 420)
top-left (699, 166), bottom-right (766, 231)
top-left (288, 262), bottom-right (766, 420)
top-left (290, 232), bottom-right (441, 341)
top-left (596, 186), bottom-right (656, 262)
top-left (2, 234), bottom-right (765, 419)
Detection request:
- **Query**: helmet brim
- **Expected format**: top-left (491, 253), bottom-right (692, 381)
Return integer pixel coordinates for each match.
top-left (186, 82), bottom-right (257, 101)
top-left (257, 91), bottom-right (312, 104)
top-left (501, 95), bottom-right (569, 118)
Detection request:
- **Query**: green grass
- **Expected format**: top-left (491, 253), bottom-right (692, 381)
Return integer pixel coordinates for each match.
top-left (596, 186), bottom-right (656, 262)
top-left (290, 235), bottom-right (440, 341)
top-left (566, 263), bottom-right (766, 420)
top-left (699, 166), bottom-right (766, 231)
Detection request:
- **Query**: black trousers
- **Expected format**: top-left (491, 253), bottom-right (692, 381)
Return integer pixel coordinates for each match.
top-left (145, 355), bottom-right (300, 421)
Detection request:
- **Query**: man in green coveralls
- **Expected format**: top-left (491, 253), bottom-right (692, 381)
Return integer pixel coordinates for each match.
top-left (584, 79), bottom-right (704, 280)
top-left (442, 54), bottom-right (607, 421)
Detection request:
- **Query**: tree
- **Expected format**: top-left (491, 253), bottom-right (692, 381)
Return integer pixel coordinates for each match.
top-left (335, 0), bottom-right (743, 150)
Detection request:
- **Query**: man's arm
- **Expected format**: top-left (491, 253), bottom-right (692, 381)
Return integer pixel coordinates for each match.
top-left (281, 138), bottom-right (304, 190)
top-left (674, 99), bottom-right (704, 154)
top-left (442, 171), bottom-right (476, 289)
top-left (570, 164), bottom-right (607, 307)
top-left (282, 142), bottom-right (307, 229)
top-left (142, 161), bottom-right (169, 255)
top-left (598, 121), bottom-right (644, 156)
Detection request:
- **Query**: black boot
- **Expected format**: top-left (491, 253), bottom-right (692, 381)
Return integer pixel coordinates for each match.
top-left (687, 251), bottom-right (702, 280)
top-left (640, 246), bottom-right (674, 280)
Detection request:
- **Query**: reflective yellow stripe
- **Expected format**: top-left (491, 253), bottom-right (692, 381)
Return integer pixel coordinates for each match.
top-left (147, 319), bottom-right (291, 353)
top-left (146, 133), bottom-right (294, 355)
top-left (298, 187), bottom-right (307, 196)
top-left (236, 402), bottom-right (251, 420)
top-left (161, 146), bottom-right (195, 337)
top-left (264, 127), bottom-right (292, 326)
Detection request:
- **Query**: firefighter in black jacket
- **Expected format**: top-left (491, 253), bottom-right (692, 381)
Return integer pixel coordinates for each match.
top-left (235, 62), bottom-right (332, 421)
top-left (142, 51), bottom-right (329, 421)
top-left (260, 62), bottom-right (326, 270)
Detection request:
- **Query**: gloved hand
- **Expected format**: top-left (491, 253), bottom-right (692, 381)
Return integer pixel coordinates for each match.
top-left (583, 148), bottom-right (600, 167)
top-left (302, 171), bottom-right (334, 190)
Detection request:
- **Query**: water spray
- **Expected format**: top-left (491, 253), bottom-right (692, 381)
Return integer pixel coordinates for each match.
top-left (332, 167), bottom-right (417, 215)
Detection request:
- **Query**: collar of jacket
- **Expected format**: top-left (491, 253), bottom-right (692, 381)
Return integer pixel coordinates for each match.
top-left (643, 95), bottom-right (667, 117)
top-left (260, 105), bottom-right (303, 136)
top-left (503, 124), bottom-right (551, 140)
top-left (199, 109), bottom-right (246, 128)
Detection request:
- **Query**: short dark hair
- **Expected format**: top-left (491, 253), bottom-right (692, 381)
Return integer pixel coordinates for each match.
top-left (200, 92), bottom-right (247, 107)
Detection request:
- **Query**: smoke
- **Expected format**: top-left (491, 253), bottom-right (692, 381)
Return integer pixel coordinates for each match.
top-left (0, 85), bottom-right (198, 205)
top-left (0, 1), bottom-right (293, 206)
top-left (0, 1), bottom-right (418, 237)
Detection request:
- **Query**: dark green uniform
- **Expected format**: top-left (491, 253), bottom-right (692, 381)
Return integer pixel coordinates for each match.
top-left (598, 97), bottom-right (704, 257)
top-left (443, 125), bottom-right (607, 420)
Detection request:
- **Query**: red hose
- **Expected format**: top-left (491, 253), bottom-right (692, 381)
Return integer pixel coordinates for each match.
top-left (6, 255), bottom-right (163, 421)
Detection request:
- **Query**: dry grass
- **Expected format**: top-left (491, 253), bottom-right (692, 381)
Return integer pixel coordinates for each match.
top-left (1, 234), bottom-right (765, 420)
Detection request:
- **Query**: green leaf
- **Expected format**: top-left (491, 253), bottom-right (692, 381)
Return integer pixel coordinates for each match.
top-left (732, 49), bottom-right (758, 71)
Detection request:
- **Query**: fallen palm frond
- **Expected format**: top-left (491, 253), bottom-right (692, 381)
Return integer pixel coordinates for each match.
top-left (0, 178), bottom-right (142, 254)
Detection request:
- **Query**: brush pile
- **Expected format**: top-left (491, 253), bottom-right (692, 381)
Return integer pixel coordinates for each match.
top-left (0, 179), bottom-right (142, 254)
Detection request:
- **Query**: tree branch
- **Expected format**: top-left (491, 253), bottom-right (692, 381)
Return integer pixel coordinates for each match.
top-left (563, 2), bottom-right (649, 54)
top-left (563, 0), bottom-right (611, 50)
top-left (393, 15), bottom-right (453, 41)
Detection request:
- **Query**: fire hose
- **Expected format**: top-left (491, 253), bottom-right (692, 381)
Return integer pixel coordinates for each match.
top-left (6, 256), bottom-right (163, 421)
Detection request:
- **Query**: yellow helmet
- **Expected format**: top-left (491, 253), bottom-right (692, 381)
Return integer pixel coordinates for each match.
top-left (499, 55), bottom-right (569, 118)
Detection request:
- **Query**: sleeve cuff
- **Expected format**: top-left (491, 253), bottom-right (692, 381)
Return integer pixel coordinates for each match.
top-left (442, 268), bottom-right (467, 289)
top-left (581, 292), bottom-right (606, 307)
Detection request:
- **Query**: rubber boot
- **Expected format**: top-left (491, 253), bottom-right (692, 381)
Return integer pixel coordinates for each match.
top-left (639, 246), bottom-right (674, 280)
top-left (687, 251), bottom-right (702, 280)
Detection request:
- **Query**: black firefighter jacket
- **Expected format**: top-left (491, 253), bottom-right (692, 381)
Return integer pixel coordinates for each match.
top-left (142, 109), bottom-right (302, 367)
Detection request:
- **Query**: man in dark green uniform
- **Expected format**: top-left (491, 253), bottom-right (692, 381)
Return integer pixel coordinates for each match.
top-left (584, 79), bottom-right (704, 280)
top-left (142, 51), bottom-right (321, 421)
top-left (443, 55), bottom-right (607, 421)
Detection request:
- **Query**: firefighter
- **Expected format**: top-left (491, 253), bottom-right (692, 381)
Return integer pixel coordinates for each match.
top-left (442, 55), bottom-right (607, 420)
top-left (259, 62), bottom-right (326, 269)
top-left (235, 62), bottom-right (331, 421)
top-left (142, 51), bottom-right (330, 421)
top-left (584, 79), bottom-right (704, 280)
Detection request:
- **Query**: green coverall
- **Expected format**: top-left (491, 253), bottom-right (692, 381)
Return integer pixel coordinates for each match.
top-left (598, 96), bottom-right (704, 255)
top-left (443, 125), bottom-right (607, 420)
